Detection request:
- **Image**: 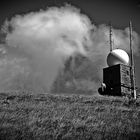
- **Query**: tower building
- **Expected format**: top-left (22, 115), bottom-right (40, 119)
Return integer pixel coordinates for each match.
top-left (98, 22), bottom-right (136, 99)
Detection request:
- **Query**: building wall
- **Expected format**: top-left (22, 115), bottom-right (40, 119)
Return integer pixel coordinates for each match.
top-left (103, 64), bottom-right (132, 96)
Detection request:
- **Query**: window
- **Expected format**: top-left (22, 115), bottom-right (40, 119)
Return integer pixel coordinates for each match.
top-left (126, 70), bottom-right (129, 75)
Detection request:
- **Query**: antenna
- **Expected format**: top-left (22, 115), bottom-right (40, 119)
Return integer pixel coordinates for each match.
top-left (129, 21), bottom-right (136, 99)
top-left (109, 22), bottom-right (113, 52)
top-left (130, 21), bottom-right (133, 67)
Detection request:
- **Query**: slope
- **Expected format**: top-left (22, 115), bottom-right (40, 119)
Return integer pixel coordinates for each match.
top-left (0, 92), bottom-right (140, 140)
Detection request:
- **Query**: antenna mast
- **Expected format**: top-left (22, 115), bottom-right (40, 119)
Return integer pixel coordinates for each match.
top-left (109, 22), bottom-right (113, 52)
top-left (129, 21), bottom-right (136, 99)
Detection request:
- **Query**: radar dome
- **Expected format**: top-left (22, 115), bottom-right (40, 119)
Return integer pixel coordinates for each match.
top-left (107, 49), bottom-right (129, 67)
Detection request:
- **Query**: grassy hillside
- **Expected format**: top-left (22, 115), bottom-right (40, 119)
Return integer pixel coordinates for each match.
top-left (0, 91), bottom-right (140, 140)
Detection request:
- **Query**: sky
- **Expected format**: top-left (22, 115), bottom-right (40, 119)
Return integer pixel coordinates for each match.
top-left (0, 0), bottom-right (140, 30)
top-left (0, 0), bottom-right (140, 92)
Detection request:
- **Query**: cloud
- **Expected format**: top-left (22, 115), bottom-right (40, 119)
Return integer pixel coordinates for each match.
top-left (0, 5), bottom-right (93, 92)
top-left (0, 5), bottom-right (139, 93)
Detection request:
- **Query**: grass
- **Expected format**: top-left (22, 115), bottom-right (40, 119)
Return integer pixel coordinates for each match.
top-left (0, 91), bottom-right (140, 140)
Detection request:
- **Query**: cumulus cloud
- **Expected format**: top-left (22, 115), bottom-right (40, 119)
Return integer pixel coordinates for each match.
top-left (0, 5), bottom-right (93, 92)
top-left (0, 5), bottom-right (139, 93)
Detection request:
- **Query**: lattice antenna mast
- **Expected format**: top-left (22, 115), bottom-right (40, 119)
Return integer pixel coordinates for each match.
top-left (129, 21), bottom-right (136, 99)
top-left (109, 22), bottom-right (113, 52)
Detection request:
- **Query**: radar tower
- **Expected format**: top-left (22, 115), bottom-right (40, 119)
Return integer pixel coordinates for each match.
top-left (98, 21), bottom-right (136, 98)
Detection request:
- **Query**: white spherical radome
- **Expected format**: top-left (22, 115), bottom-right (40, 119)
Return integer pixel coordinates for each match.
top-left (107, 49), bottom-right (129, 67)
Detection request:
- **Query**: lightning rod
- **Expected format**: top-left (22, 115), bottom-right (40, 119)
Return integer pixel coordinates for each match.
top-left (129, 21), bottom-right (136, 99)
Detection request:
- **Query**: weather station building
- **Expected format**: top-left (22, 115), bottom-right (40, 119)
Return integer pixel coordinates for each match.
top-left (98, 22), bottom-right (137, 99)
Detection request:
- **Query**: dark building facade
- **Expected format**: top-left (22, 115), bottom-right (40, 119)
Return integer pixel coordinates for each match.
top-left (103, 64), bottom-right (132, 96)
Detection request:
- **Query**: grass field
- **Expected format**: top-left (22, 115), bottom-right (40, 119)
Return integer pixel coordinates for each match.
top-left (0, 91), bottom-right (140, 140)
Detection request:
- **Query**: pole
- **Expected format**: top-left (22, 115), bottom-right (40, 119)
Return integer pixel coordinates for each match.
top-left (109, 22), bottom-right (113, 52)
top-left (129, 21), bottom-right (136, 99)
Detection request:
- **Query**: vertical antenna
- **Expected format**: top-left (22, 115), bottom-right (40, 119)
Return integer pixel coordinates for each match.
top-left (109, 22), bottom-right (113, 52)
top-left (129, 21), bottom-right (136, 99)
top-left (130, 21), bottom-right (133, 67)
